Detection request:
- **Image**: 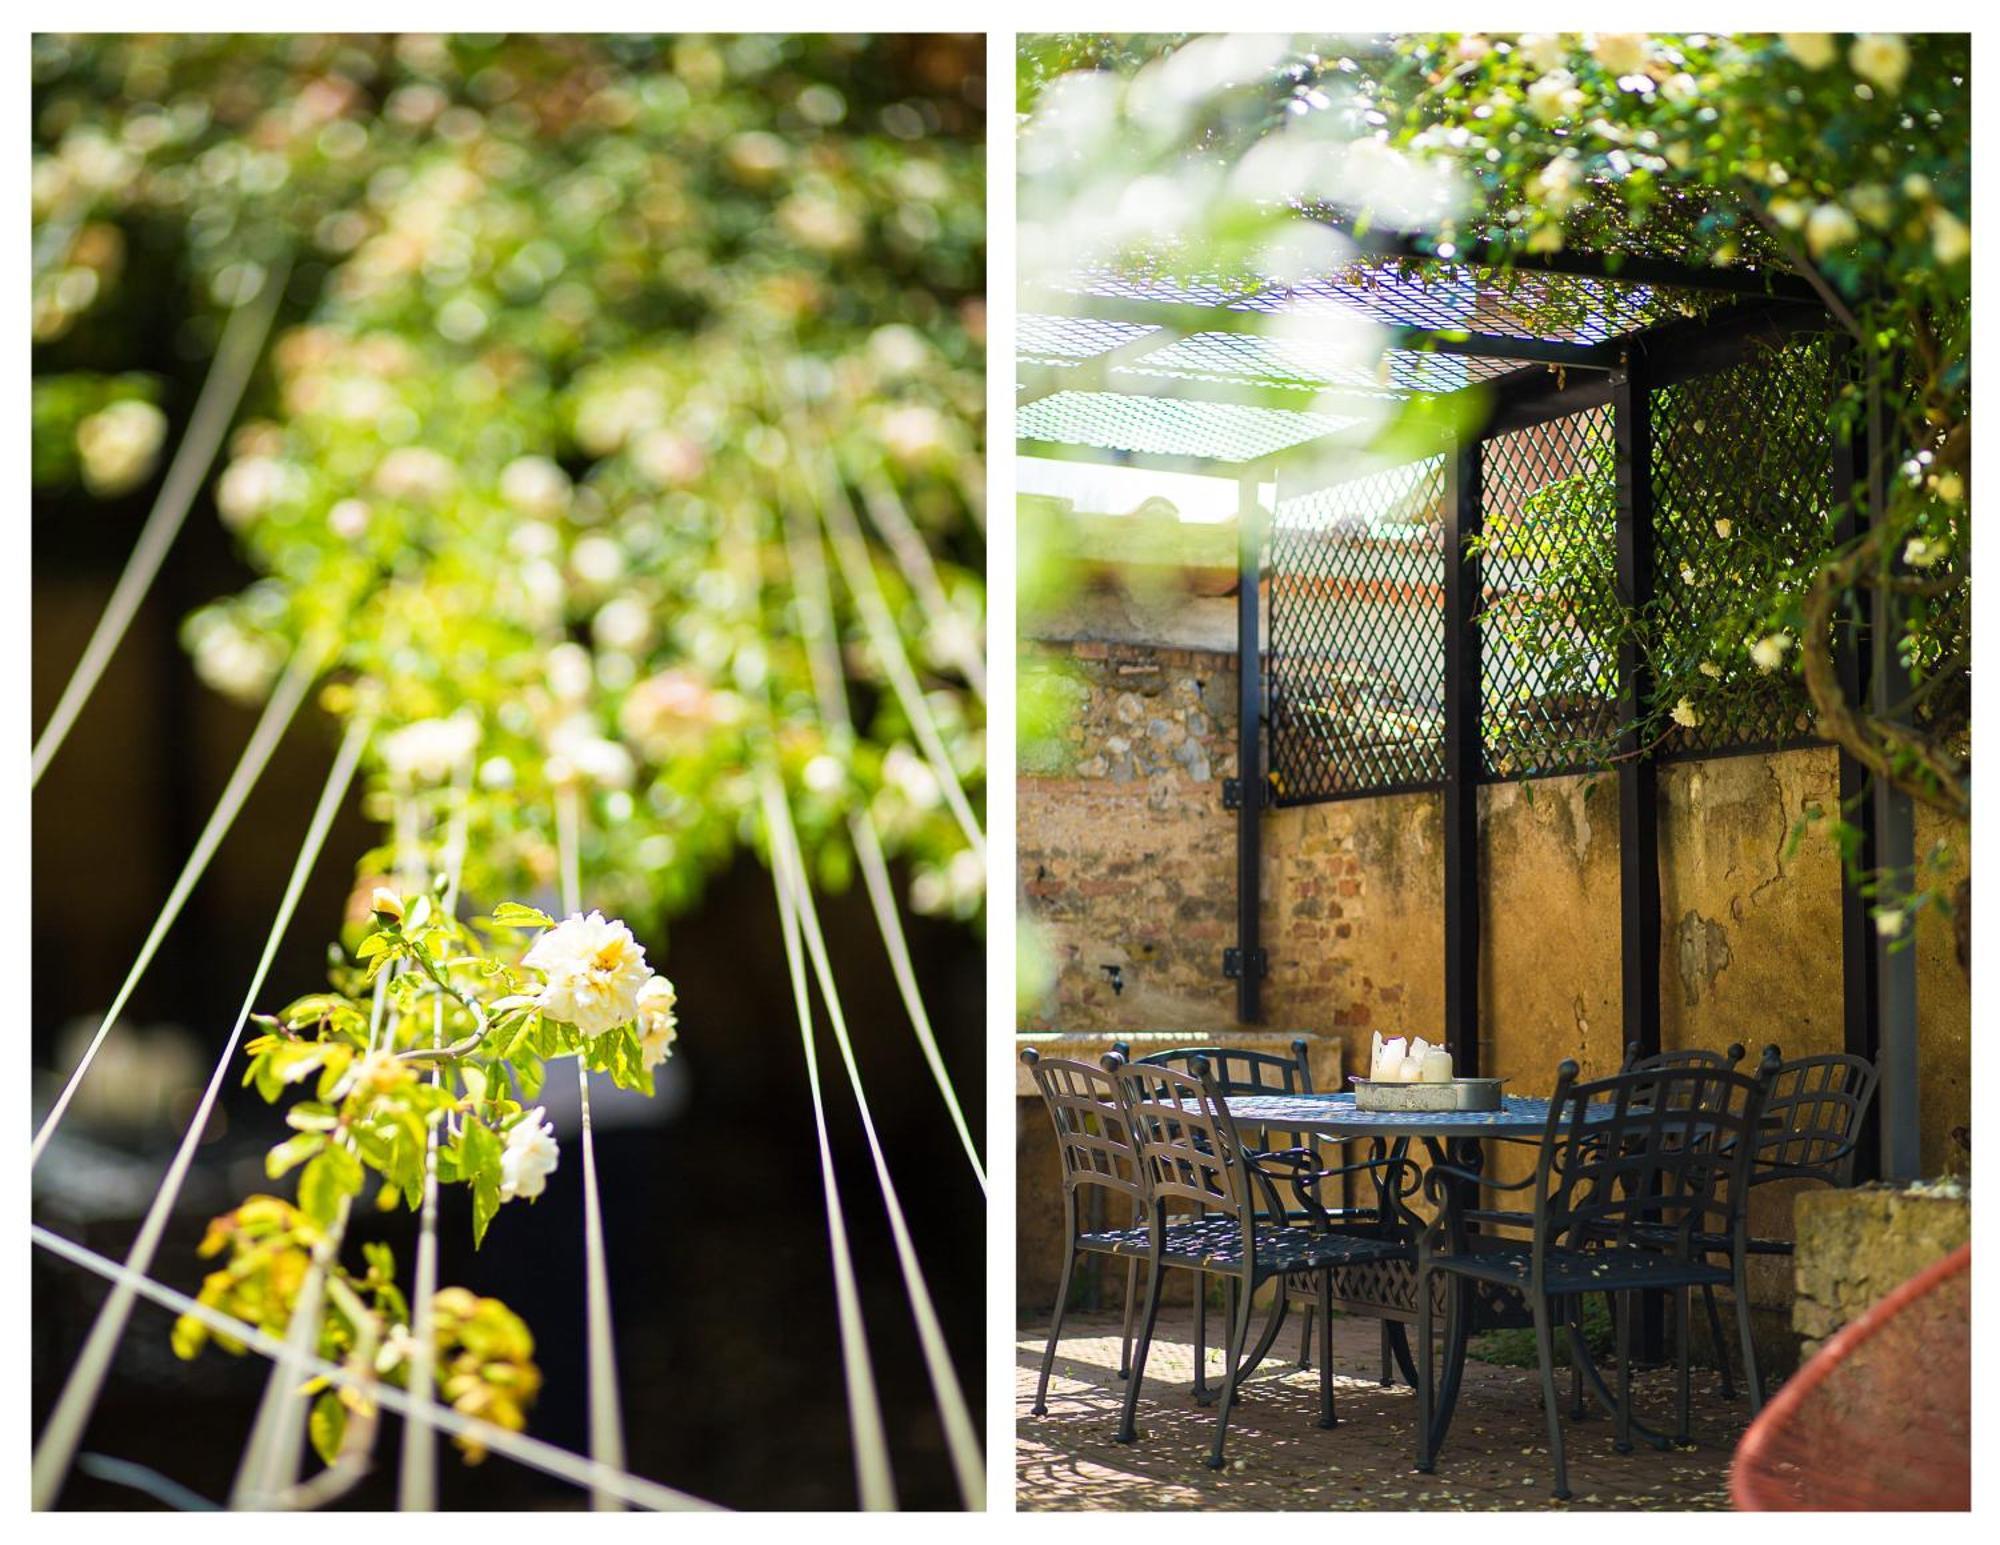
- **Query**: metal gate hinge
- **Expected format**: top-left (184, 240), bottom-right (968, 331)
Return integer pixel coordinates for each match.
top-left (1222, 948), bottom-right (1268, 980)
top-left (1221, 778), bottom-right (1242, 810)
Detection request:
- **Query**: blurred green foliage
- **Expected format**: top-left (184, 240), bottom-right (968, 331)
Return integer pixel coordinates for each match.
top-left (33, 32), bottom-right (988, 935)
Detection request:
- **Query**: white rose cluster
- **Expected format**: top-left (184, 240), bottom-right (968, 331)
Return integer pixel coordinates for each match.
top-left (522, 910), bottom-right (654, 1037)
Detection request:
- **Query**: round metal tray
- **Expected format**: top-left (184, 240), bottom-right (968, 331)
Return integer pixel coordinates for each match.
top-left (1349, 1076), bottom-right (1507, 1113)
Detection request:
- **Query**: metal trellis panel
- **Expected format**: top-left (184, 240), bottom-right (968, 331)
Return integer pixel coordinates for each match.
top-left (1647, 334), bottom-right (1835, 756)
top-left (1267, 456), bottom-right (1448, 804)
top-left (1476, 405), bottom-right (1620, 779)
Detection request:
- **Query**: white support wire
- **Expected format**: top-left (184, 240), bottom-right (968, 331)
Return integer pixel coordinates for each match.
top-left (856, 463), bottom-right (987, 702)
top-left (810, 442), bottom-right (985, 862)
top-left (773, 463), bottom-right (985, 1193)
top-left (31, 637), bottom-right (324, 1168)
top-left (31, 255), bottom-right (291, 787)
top-left (399, 772), bottom-right (471, 1511)
top-left (763, 784), bottom-right (986, 1510)
top-left (233, 784), bottom-right (452, 1510)
top-left (554, 784), bottom-right (631, 1512)
top-left (31, 715), bottom-right (371, 1510)
top-left (29, 1226), bottom-right (724, 1512)
top-left (757, 769), bottom-right (898, 1511)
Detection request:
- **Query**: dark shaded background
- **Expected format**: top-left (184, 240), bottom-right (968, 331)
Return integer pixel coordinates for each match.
top-left (30, 212), bottom-right (987, 1517)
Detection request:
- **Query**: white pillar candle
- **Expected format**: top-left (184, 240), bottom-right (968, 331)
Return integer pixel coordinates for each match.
top-left (1420, 1046), bottom-right (1454, 1083)
top-left (1377, 1036), bottom-right (1407, 1081)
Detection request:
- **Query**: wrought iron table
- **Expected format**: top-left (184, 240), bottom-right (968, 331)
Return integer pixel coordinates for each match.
top-left (1228, 1091), bottom-right (1612, 1453)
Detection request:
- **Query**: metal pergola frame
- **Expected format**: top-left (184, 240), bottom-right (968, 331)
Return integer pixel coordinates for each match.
top-left (1017, 230), bottom-right (1916, 1185)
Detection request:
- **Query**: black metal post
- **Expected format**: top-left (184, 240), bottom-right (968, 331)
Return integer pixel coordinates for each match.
top-left (1612, 354), bottom-right (1665, 1361)
top-left (1830, 337), bottom-right (1881, 1182)
top-left (1863, 369), bottom-right (1922, 1181)
top-left (1441, 439), bottom-right (1483, 1077)
top-left (1233, 470), bottom-right (1266, 1024)
top-left (1611, 358), bottom-right (1662, 1064)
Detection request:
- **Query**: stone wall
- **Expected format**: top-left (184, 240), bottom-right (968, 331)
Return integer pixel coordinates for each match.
top-left (1018, 632), bottom-right (1973, 1311)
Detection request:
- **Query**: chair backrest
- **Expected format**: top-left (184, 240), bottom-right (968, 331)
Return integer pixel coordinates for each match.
top-left (1754, 1049), bottom-right (1880, 1187)
top-left (1533, 1053), bottom-right (1778, 1256)
top-left (1623, 1040), bottom-right (1746, 1074)
top-left (1020, 1049), bottom-right (1145, 1218)
top-left (1113, 1039), bottom-right (1316, 1153)
top-left (1113, 1039), bottom-right (1314, 1098)
top-left (1111, 1057), bottom-right (1253, 1229)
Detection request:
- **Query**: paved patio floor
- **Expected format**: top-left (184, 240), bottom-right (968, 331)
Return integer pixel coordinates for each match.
top-left (1017, 1308), bottom-right (1751, 1510)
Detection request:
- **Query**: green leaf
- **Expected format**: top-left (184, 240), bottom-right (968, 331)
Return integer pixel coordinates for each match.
top-left (298, 1143), bottom-right (364, 1226)
top-left (471, 1174), bottom-right (501, 1247)
top-left (309, 1390), bottom-right (347, 1466)
top-left (491, 902), bottom-right (555, 930)
top-left (265, 1131), bottom-right (325, 1179)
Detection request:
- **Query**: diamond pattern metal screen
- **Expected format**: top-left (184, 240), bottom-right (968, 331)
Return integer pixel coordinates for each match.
top-left (1267, 458), bottom-right (1447, 803)
top-left (1478, 408), bottom-right (1621, 779)
top-left (1649, 337), bottom-right (1833, 756)
top-left (1017, 389), bottom-right (1355, 464)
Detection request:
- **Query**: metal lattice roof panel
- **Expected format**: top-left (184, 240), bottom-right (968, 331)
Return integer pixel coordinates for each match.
top-left (1017, 390), bottom-right (1360, 464)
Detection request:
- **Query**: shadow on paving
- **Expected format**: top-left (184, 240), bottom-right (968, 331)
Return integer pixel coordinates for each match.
top-left (1017, 1310), bottom-right (1747, 1511)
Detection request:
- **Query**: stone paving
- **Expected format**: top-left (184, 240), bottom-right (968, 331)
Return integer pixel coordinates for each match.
top-left (1017, 1309), bottom-right (1750, 1511)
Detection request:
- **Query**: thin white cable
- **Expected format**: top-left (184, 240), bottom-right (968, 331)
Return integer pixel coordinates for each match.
top-left (773, 474), bottom-right (984, 1193)
top-left (29, 1226), bottom-right (724, 1512)
top-left (554, 784), bottom-right (630, 1512)
top-left (847, 812), bottom-right (985, 1192)
top-left (31, 715), bottom-right (370, 1510)
top-left (31, 638), bottom-right (323, 1167)
top-left (235, 783), bottom-right (438, 1509)
top-left (757, 769), bottom-right (897, 1510)
top-left (400, 772), bottom-right (471, 1511)
top-left (765, 789), bottom-right (986, 1509)
top-left (856, 465), bottom-right (987, 702)
top-left (31, 255), bottom-right (291, 787)
top-left (810, 445), bottom-right (984, 861)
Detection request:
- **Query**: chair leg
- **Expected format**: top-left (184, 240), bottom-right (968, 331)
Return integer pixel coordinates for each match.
top-left (1702, 1282), bottom-right (1736, 1399)
top-left (1613, 1290), bottom-right (1634, 1455)
top-left (1207, 1274), bottom-right (1255, 1470)
top-left (1193, 1272), bottom-right (1210, 1404)
top-left (1117, 1258), bottom-right (1165, 1444)
top-left (1568, 1296), bottom-right (1590, 1421)
top-left (1297, 1297), bottom-right (1314, 1370)
top-left (1034, 1245), bottom-right (1078, 1417)
top-left (1379, 1319), bottom-right (1394, 1387)
top-left (1317, 1270), bottom-right (1336, 1429)
top-left (1675, 1286), bottom-right (1692, 1446)
top-left (1118, 1258), bottom-right (1140, 1381)
top-left (1734, 1267), bottom-right (1764, 1415)
top-left (1415, 1269), bottom-right (1435, 1473)
top-left (1530, 1292), bottom-right (1571, 1501)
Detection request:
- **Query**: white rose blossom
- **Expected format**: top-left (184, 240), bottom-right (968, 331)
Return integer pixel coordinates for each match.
top-left (523, 911), bottom-right (653, 1037)
top-left (76, 399), bottom-right (167, 496)
top-left (1848, 34), bottom-right (1910, 94)
top-left (636, 976), bottom-right (679, 1070)
top-left (499, 1106), bottom-right (560, 1202)
top-left (1781, 34), bottom-right (1837, 71)
top-left (1590, 34), bottom-right (1648, 78)
top-left (1670, 697), bottom-right (1701, 730)
top-left (1750, 633), bottom-right (1793, 673)
top-left (1805, 203), bottom-right (1859, 261)
top-left (380, 714), bottom-right (480, 786)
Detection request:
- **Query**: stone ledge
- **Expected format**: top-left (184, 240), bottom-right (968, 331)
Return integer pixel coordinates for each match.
top-left (1792, 1182), bottom-right (1971, 1357)
top-left (1014, 1030), bottom-right (1344, 1098)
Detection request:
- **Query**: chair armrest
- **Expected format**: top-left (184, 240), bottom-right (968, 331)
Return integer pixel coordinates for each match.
top-left (1421, 1161), bottom-right (1537, 1208)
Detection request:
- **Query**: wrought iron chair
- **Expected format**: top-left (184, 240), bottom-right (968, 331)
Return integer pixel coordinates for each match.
top-left (1414, 1054), bottom-right (1778, 1500)
top-left (1020, 1048), bottom-right (1151, 1424)
top-left (1112, 1056), bottom-right (1413, 1469)
top-left (1110, 1039), bottom-right (1353, 1390)
top-left (1696, 1047), bottom-right (1880, 1394)
top-left (1623, 1040), bottom-right (1746, 1074)
top-left (1614, 1039), bottom-right (1747, 1398)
